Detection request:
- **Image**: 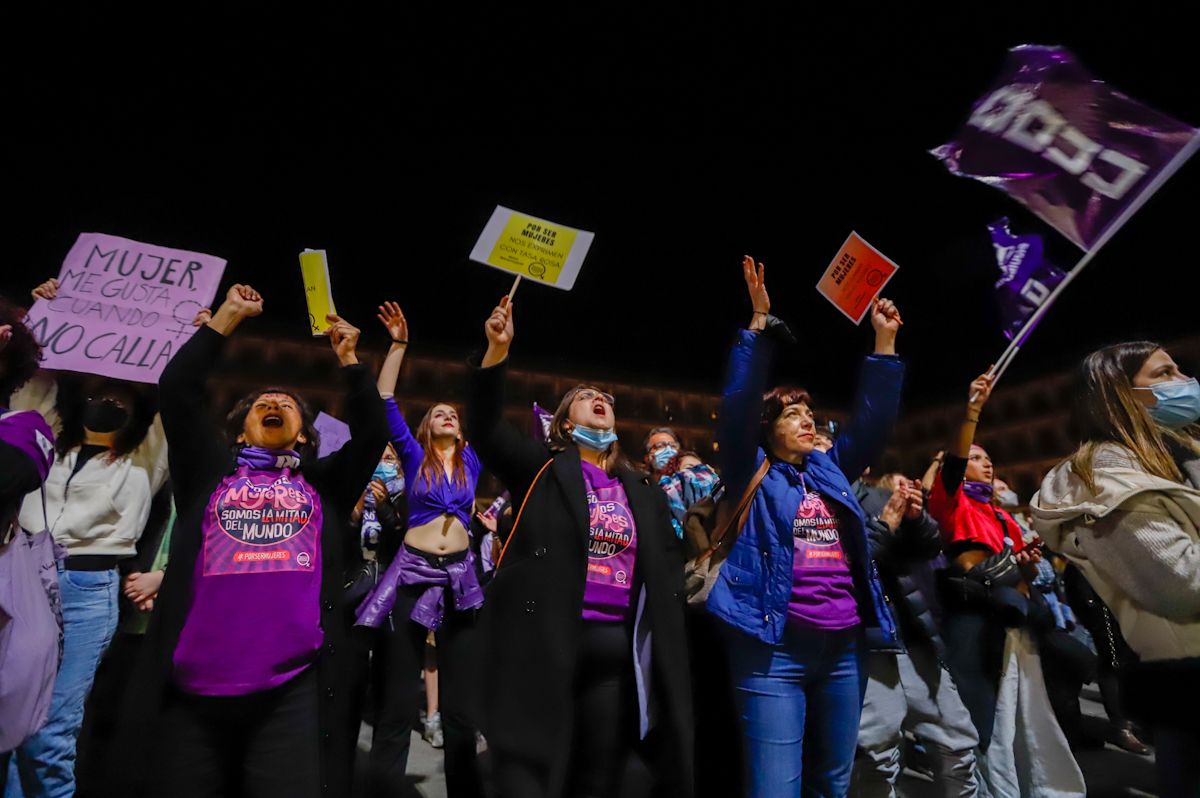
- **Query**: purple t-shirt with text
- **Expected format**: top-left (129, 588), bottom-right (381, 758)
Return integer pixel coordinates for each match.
top-left (786, 477), bottom-right (860, 631)
top-left (173, 466), bottom-right (324, 695)
top-left (580, 461), bottom-right (637, 623)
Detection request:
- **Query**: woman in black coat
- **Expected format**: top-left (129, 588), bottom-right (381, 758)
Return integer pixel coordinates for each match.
top-left (118, 285), bottom-right (389, 798)
top-left (467, 296), bottom-right (694, 798)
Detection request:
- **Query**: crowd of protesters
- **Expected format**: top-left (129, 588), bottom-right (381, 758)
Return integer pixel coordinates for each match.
top-left (1, 255), bottom-right (1198, 798)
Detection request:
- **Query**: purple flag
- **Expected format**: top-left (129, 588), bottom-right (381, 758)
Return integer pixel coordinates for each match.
top-left (532, 402), bottom-right (553, 444)
top-left (988, 218), bottom-right (1066, 342)
top-left (933, 45), bottom-right (1199, 251)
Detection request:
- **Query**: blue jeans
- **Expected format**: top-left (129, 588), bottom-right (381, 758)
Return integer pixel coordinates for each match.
top-left (6, 566), bottom-right (118, 798)
top-left (722, 623), bottom-right (866, 798)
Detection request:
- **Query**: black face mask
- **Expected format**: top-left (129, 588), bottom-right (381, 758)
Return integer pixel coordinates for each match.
top-left (83, 399), bottom-right (129, 433)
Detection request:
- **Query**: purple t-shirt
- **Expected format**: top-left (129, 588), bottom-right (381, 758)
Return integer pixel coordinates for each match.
top-left (786, 477), bottom-right (860, 631)
top-left (173, 466), bottom-right (324, 695)
top-left (580, 461), bottom-right (637, 623)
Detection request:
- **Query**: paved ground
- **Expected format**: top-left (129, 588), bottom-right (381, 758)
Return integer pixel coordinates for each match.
top-left (353, 684), bottom-right (1160, 797)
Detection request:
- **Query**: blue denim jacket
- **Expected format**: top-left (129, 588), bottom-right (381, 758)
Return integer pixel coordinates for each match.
top-left (706, 329), bottom-right (903, 646)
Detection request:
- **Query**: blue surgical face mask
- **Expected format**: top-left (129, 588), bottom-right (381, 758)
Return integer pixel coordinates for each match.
top-left (570, 425), bottom-right (619, 451)
top-left (651, 445), bottom-right (678, 470)
top-left (998, 490), bottom-right (1020, 508)
top-left (373, 462), bottom-right (399, 483)
top-left (1136, 377), bottom-right (1200, 428)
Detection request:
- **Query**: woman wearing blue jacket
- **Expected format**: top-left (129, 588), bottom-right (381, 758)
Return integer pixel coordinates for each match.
top-left (707, 256), bottom-right (905, 798)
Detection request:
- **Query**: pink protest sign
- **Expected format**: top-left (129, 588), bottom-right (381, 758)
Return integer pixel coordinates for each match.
top-left (23, 233), bottom-right (226, 383)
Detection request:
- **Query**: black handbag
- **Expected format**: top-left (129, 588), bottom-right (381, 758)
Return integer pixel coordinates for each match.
top-left (942, 545), bottom-right (1028, 626)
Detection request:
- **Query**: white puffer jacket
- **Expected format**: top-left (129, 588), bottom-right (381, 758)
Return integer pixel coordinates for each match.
top-left (1031, 443), bottom-right (1200, 662)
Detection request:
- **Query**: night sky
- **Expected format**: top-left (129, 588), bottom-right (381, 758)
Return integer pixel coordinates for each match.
top-left (6, 5), bottom-right (1198, 411)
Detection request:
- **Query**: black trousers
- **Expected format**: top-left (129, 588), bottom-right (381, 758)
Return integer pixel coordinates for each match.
top-left (1039, 627), bottom-right (1097, 745)
top-left (77, 631), bottom-right (146, 797)
top-left (492, 621), bottom-right (652, 798)
top-left (368, 607), bottom-right (483, 798)
top-left (940, 606), bottom-right (1007, 749)
top-left (153, 667), bottom-right (321, 798)
top-left (686, 608), bottom-right (740, 798)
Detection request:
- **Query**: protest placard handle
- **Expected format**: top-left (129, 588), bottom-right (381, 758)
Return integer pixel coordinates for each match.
top-left (507, 274), bottom-right (522, 303)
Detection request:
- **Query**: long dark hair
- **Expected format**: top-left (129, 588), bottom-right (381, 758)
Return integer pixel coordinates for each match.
top-left (548, 384), bottom-right (637, 477)
top-left (413, 403), bottom-right (469, 490)
top-left (0, 297), bottom-right (42, 403)
top-left (224, 387), bottom-right (319, 460)
top-left (1069, 341), bottom-right (1200, 489)
top-left (54, 377), bottom-right (157, 460)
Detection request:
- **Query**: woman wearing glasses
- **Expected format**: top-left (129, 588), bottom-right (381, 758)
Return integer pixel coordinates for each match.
top-left (466, 296), bottom-right (694, 798)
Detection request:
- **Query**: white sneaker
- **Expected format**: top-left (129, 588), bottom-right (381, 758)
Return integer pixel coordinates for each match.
top-left (423, 711), bottom-right (444, 749)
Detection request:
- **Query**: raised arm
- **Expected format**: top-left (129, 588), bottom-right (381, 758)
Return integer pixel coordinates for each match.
top-left (160, 285), bottom-right (262, 506)
top-left (940, 372), bottom-right (993, 495)
top-left (130, 413), bottom-right (170, 494)
top-left (829, 297), bottom-right (906, 481)
top-left (382, 398), bottom-right (424, 481)
top-left (467, 296), bottom-right (551, 496)
top-left (921, 451), bottom-right (944, 490)
top-left (370, 301), bottom-right (424, 478)
top-left (375, 301), bottom-right (409, 398)
top-left (311, 314), bottom-right (390, 507)
top-left (7, 372), bottom-right (61, 435)
top-left (717, 256), bottom-right (774, 498)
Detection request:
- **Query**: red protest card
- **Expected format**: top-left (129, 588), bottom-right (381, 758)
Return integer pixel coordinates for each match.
top-left (815, 232), bottom-right (900, 324)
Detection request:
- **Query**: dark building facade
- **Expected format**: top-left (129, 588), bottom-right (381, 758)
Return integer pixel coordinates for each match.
top-left (203, 332), bottom-right (1200, 503)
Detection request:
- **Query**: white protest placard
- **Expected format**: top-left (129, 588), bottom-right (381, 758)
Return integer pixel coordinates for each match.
top-left (23, 233), bottom-right (226, 383)
top-left (468, 206), bottom-right (595, 291)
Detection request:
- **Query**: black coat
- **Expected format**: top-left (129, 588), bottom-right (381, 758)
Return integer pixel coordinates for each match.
top-left (855, 482), bottom-right (946, 656)
top-left (118, 326), bottom-right (389, 797)
top-left (468, 358), bottom-right (694, 798)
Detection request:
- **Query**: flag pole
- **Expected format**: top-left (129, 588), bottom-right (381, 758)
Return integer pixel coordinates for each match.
top-left (972, 131), bottom-right (1200, 400)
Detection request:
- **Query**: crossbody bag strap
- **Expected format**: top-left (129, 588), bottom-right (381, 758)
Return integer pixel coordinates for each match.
top-left (696, 457), bottom-right (771, 564)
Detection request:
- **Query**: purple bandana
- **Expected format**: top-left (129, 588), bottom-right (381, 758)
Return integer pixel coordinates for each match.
top-left (962, 480), bottom-right (995, 505)
top-left (237, 446), bottom-right (301, 471)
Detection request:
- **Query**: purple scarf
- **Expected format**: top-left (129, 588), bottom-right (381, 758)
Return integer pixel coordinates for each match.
top-left (962, 480), bottom-right (994, 504)
top-left (237, 446), bottom-right (301, 471)
top-left (355, 546), bottom-right (484, 631)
